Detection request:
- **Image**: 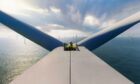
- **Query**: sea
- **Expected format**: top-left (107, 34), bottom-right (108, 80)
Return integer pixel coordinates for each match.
top-left (0, 37), bottom-right (140, 84)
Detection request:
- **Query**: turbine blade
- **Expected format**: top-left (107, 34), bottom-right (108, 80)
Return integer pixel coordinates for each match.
top-left (0, 11), bottom-right (63, 51)
top-left (78, 12), bottom-right (140, 51)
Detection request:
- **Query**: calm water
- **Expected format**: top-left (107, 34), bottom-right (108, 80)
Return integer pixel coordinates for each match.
top-left (0, 38), bottom-right (49, 84)
top-left (94, 38), bottom-right (140, 84)
top-left (0, 37), bottom-right (140, 84)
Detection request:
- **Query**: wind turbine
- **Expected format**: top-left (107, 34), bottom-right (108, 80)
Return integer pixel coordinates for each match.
top-left (0, 11), bottom-right (140, 84)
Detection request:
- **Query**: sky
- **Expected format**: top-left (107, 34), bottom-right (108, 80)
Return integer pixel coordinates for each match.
top-left (0, 0), bottom-right (140, 39)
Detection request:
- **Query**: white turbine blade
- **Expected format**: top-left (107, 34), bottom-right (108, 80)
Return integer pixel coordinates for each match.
top-left (79, 12), bottom-right (140, 50)
top-left (10, 47), bottom-right (133, 84)
top-left (0, 11), bottom-right (63, 51)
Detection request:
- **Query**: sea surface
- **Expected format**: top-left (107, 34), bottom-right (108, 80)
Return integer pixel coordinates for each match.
top-left (0, 37), bottom-right (49, 84)
top-left (0, 37), bottom-right (140, 84)
top-left (93, 37), bottom-right (140, 84)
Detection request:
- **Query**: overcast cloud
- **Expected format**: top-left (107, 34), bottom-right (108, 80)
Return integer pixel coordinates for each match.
top-left (0, 0), bottom-right (140, 38)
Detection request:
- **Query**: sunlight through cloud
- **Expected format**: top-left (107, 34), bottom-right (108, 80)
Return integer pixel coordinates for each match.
top-left (83, 15), bottom-right (100, 26)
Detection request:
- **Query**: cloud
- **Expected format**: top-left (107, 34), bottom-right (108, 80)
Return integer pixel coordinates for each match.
top-left (1, 0), bottom-right (140, 37)
top-left (100, 19), bottom-right (116, 28)
top-left (36, 24), bottom-right (90, 38)
top-left (48, 29), bottom-right (89, 38)
top-left (83, 14), bottom-right (100, 26)
top-left (50, 6), bottom-right (61, 14)
top-left (36, 24), bottom-right (65, 32)
top-left (66, 5), bottom-right (82, 24)
top-left (0, 0), bottom-right (33, 16)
